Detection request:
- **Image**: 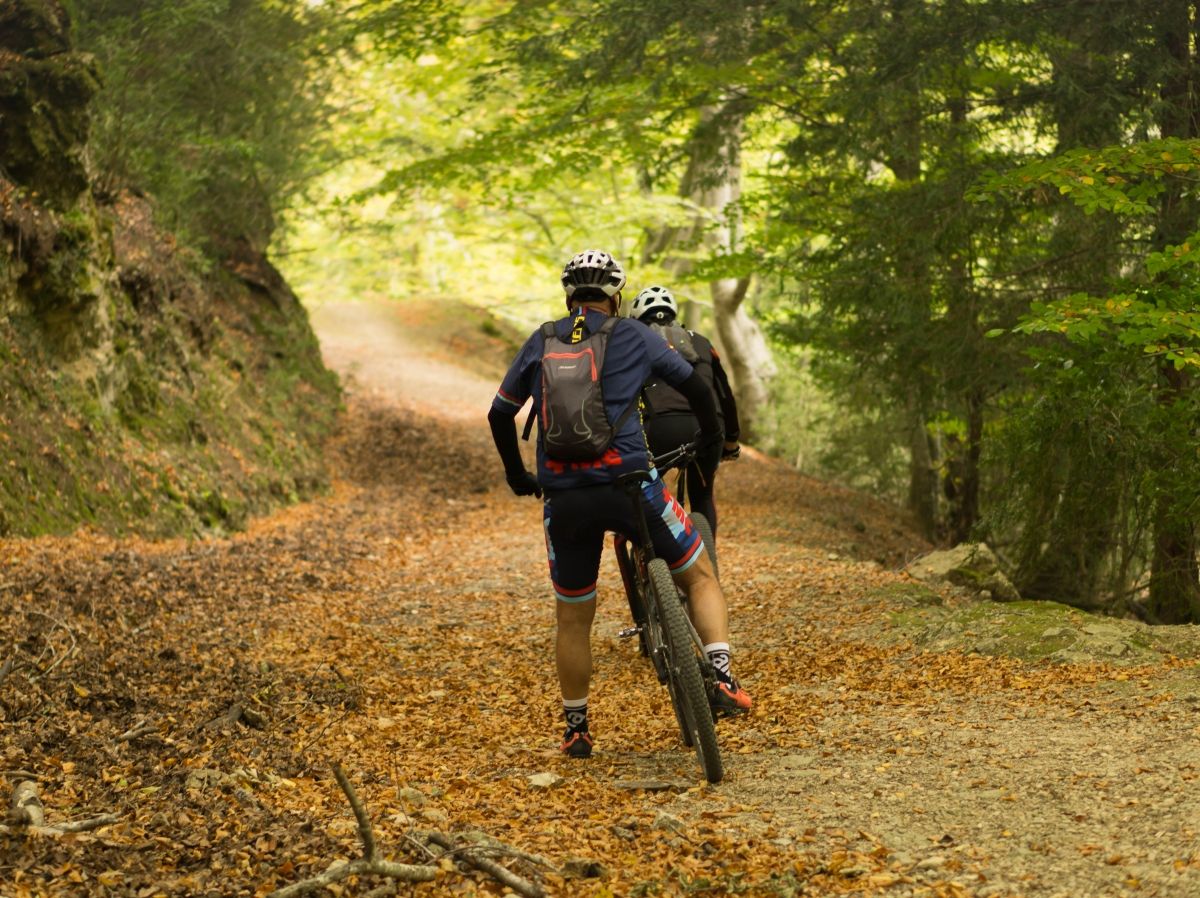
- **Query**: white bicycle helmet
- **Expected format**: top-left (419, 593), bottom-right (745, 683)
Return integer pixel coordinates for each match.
top-left (561, 249), bottom-right (627, 298)
top-left (630, 285), bottom-right (678, 322)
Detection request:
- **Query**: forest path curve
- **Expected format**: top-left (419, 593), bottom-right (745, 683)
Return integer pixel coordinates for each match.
top-left (308, 299), bottom-right (496, 421)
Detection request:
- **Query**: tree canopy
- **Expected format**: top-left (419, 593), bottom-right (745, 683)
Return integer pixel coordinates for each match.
top-left (67, 0), bottom-right (1200, 622)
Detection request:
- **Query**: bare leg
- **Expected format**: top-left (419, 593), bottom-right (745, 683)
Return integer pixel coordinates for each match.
top-left (672, 551), bottom-right (727, 644)
top-left (556, 598), bottom-right (596, 701)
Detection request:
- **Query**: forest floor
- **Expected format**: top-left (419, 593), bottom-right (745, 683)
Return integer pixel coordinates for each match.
top-left (2, 299), bottom-right (1199, 898)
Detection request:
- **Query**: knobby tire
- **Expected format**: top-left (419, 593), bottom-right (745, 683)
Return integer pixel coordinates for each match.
top-left (647, 558), bottom-right (723, 784)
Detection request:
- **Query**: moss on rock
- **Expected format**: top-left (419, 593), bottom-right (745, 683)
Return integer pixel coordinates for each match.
top-left (882, 594), bottom-right (1200, 665)
top-left (0, 0), bottom-right (339, 538)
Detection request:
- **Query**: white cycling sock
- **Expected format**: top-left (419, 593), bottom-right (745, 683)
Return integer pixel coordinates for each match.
top-left (704, 642), bottom-right (733, 683)
top-left (563, 696), bottom-right (588, 733)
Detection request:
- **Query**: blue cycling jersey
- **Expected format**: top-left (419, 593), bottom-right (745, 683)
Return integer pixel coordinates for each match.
top-left (491, 307), bottom-right (694, 489)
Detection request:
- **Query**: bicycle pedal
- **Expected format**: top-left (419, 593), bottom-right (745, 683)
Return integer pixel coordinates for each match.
top-left (617, 626), bottom-right (643, 640)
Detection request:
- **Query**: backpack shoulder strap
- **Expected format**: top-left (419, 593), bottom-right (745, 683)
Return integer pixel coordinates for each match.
top-left (522, 322), bottom-right (558, 441)
top-left (610, 391), bottom-right (642, 434)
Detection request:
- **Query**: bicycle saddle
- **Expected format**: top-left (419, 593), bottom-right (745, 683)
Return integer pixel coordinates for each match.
top-left (616, 470), bottom-right (652, 488)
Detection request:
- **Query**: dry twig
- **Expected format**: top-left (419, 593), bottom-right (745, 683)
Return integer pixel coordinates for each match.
top-left (26, 611), bottom-right (77, 681)
top-left (49, 814), bottom-right (119, 834)
top-left (117, 720), bottom-right (157, 742)
top-left (426, 831), bottom-right (546, 898)
top-left (2, 781), bottom-right (117, 836)
top-left (266, 764), bottom-right (437, 898)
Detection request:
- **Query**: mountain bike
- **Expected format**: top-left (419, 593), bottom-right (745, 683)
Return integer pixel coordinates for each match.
top-left (612, 443), bottom-right (723, 784)
top-left (616, 441), bottom-right (718, 653)
top-left (654, 440), bottom-right (719, 579)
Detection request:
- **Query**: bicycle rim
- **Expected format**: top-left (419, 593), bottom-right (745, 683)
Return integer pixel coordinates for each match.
top-left (648, 558), bottom-right (723, 784)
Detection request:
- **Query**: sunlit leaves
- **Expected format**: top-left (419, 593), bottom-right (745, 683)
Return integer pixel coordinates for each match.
top-left (980, 138), bottom-right (1200, 217)
top-left (1013, 291), bottom-right (1200, 371)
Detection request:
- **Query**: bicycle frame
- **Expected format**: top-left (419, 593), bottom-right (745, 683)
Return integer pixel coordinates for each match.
top-left (613, 456), bottom-right (725, 782)
top-left (613, 451), bottom-right (714, 679)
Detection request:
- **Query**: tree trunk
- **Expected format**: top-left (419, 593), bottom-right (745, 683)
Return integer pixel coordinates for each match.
top-left (906, 401), bottom-right (939, 542)
top-left (639, 101), bottom-right (776, 437)
top-left (882, 0), bottom-right (941, 534)
top-left (1016, 14), bottom-right (1127, 604)
top-left (684, 101), bottom-right (776, 437)
top-left (1148, 362), bottom-right (1200, 622)
top-left (1146, 0), bottom-right (1200, 623)
top-left (947, 390), bottom-right (982, 545)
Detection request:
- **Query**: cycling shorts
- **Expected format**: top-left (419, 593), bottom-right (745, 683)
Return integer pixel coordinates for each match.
top-left (542, 471), bottom-right (704, 603)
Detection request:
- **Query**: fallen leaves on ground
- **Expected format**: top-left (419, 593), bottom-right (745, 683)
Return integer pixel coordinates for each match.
top-left (2, 384), bottom-right (1198, 898)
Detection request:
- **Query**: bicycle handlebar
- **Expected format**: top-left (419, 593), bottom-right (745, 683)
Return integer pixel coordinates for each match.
top-left (651, 441), bottom-right (698, 472)
top-left (651, 429), bottom-right (723, 472)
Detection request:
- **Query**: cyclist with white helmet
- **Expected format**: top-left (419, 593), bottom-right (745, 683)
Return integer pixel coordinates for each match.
top-left (487, 251), bottom-right (753, 760)
top-left (629, 285), bottom-right (742, 539)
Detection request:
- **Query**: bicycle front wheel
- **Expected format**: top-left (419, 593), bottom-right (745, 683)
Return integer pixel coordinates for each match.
top-left (647, 557), bottom-right (723, 784)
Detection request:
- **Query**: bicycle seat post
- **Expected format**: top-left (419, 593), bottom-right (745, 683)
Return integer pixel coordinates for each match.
top-left (616, 470), bottom-right (656, 558)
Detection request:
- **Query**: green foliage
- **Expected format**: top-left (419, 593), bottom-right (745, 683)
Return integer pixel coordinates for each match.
top-left (68, 0), bottom-right (332, 252)
top-left (982, 138), bottom-right (1200, 216)
top-left (60, 0), bottom-right (1185, 614)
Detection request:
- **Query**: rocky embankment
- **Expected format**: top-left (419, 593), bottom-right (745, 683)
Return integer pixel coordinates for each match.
top-left (0, 0), bottom-right (339, 537)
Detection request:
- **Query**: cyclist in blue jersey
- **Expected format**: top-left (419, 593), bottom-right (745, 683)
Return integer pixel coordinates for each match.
top-left (487, 250), bottom-right (752, 759)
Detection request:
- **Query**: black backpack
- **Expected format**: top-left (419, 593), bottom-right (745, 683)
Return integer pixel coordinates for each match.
top-left (643, 323), bottom-right (723, 425)
top-left (523, 313), bottom-right (638, 461)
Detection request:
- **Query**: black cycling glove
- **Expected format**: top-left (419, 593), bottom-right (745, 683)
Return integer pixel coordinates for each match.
top-left (506, 470), bottom-right (542, 498)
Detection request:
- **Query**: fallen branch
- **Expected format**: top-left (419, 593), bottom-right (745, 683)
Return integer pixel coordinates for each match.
top-left (361, 884), bottom-right (399, 898)
top-left (333, 764), bottom-right (378, 861)
top-left (117, 721), bottom-right (157, 742)
top-left (50, 813), bottom-right (119, 834)
top-left (427, 831), bottom-right (546, 898)
top-left (0, 770), bottom-right (40, 780)
top-left (8, 780), bottom-right (44, 826)
top-left (3, 781), bottom-right (118, 836)
top-left (267, 764), bottom-right (437, 898)
top-left (443, 831), bottom-right (557, 872)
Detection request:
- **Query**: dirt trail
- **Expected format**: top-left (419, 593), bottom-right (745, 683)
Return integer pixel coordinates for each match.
top-left (300, 300), bottom-right (1200, 898)
top-left (1, 299), bottom-right (1197, 898)
top-left (308, 300), bottom-right (496, 421)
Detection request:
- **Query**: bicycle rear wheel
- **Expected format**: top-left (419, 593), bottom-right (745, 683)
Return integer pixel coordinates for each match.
top-left (690, 512), bottom-right (718, 581)
top-left (647, 558), bottom-right (723, 784)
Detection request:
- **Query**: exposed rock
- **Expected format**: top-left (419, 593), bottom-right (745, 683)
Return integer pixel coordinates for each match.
top-left (652, 811), bottom-right (685, 833)
top-left (0, 0), bottom-right (72, 57)
top-left (526, 772), bottom-right (562, 789)
top-left (0, 1), bottom-right (99, 209)
top-left (906, 543), bottom-right (1021, 603)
